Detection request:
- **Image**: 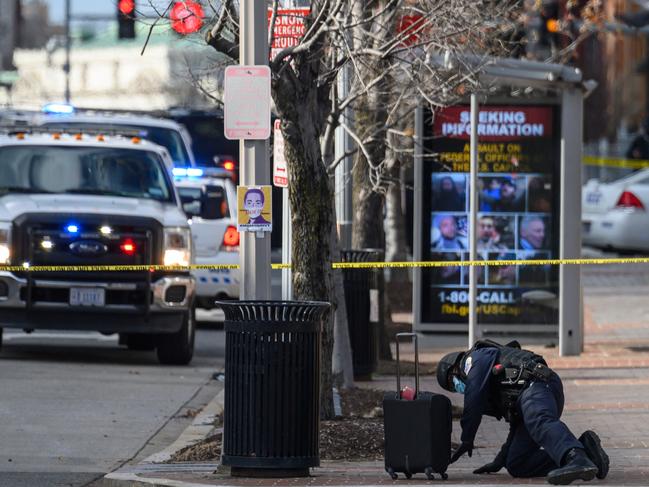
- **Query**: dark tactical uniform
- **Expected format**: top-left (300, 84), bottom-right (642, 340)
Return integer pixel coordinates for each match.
top-left (438, 340), bottom-right (609, 485)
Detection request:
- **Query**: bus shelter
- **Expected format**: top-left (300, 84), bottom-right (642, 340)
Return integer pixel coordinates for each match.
top-left (413, 56), bottom-right (596, 356)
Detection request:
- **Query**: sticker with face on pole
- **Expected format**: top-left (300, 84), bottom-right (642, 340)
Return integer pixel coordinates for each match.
top-left (237, 185), bottom-right (273, 233)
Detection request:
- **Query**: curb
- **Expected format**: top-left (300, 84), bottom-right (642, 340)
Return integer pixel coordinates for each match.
top-left (103, 389), bottom-right (224, 486)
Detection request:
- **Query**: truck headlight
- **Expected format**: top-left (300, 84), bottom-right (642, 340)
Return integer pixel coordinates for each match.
top-left (164, 227), bottom-right (191, 267)
top-left (0, 228), bottom-right (10, 265)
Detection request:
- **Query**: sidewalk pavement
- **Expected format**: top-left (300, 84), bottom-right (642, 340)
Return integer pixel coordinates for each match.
top-left (103, 288), bottom-right (649, 486)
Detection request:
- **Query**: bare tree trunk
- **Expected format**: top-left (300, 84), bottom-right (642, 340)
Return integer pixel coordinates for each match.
top-left (275, 82), bottom-right (336, 418)
top-left (384, 137), bottom-right (411, 315)
top-left (331, 225), bottom-right (354, 389)
top-left (351, 94), bottom-right (386, 250)
top-left (351, 55), bottom-right (392, 358)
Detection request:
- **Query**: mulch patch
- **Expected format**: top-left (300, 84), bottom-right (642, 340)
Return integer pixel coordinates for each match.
top-left (167, 387), bottom-right (461, 463)
top-left (170, 432), bottom-right (222, 462)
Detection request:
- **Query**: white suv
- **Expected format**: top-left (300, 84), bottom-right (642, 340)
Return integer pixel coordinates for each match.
top-left (0, 129), bottom-right (196, 364)
top-left (173, 169), bottom-right (239, 308)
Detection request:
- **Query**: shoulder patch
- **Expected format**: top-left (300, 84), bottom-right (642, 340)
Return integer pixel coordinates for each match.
top-left (463, 356), bottom-right (473, 375)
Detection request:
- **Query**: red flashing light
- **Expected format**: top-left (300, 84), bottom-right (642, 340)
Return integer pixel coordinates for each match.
top-left (616, 191), bottom-right (645, 210)
top-left (170, 1), bottom-right (205, 35)
top-left (119, 0), bottom-right (135, 15)
top-left (222, 160), bottom-right (236, 172)
top-left (120, 239), bottom-right (137, 255)
top-left (222, 225), bottom-right (240, 248)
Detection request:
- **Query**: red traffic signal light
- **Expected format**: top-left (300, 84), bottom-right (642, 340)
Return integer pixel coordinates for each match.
top-left (119, 0), bottom-right (135, 15)
top-left (170, 1), bottom-right (205, 35)
top-left (117, 0), bottom-right (136, 39)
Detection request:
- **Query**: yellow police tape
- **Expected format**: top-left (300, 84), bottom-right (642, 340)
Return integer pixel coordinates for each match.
top-left (583, 155), bottom-right (649, 170)
top-left (2, 257), bottom-right (649, 272)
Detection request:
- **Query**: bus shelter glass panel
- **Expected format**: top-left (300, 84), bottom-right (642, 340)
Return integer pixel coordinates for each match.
top-left (421, 105), bottom-right (560, 328)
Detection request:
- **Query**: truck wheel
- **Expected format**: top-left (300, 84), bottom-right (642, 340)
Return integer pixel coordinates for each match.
top-left (156, 308), bottom-right (195, 365)
top-left (124, 334), bottom-right (156, 351)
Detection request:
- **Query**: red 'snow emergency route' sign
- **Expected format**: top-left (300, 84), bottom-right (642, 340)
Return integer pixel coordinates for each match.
top-left (267, 8), bottom-right (310, 60)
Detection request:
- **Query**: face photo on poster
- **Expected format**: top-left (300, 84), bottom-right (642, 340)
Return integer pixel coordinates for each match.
top-left (527, 175), bottom-right (553, 213)
top-left (486, 251), bottom-right (518, 286)
top-left (479, 175), bottom-right (526, 213)
top-left (518, 215), bottom-right (550, 251)
top-left (430, 252), bottom-right (463, 285)
top-left (237, 185), bottom-right (273, 232)
top-left (431, 174), bottom-right (467, 212)
top-left (431, 214), bottom-right (468, 251)
top-left (477, 215), bottom-right (516, 251)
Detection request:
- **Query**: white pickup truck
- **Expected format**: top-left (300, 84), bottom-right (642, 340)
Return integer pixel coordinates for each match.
top-left (0, 129), bottom-right (196, 364)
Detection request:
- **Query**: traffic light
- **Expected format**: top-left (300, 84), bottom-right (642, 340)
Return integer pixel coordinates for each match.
top-left (539, 0), bottom-right (560, 53)
top-left (117, 0), bottom-right (136, 39)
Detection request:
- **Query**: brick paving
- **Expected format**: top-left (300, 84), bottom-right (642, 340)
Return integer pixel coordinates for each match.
top-left (122, 269), bottom-right (649, 486)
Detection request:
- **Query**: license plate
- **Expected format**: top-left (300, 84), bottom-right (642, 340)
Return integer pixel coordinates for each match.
top-left (586, 192), bottom-right (602, 205)
top-left (70, 288), bottom-right (105, 307)
top-left (582, 221), bottom-right (591, 233)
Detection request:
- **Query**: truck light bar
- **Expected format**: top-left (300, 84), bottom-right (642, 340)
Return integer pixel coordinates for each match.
top-left (173, 167), bottom-right (204, 178)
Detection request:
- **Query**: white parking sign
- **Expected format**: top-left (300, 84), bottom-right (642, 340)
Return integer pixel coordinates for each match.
top-left (224, 66), bottom-right (271, 140)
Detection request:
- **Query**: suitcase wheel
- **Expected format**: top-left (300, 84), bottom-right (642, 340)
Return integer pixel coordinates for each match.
top-left (386, 467), bottom-right (398, 480)
top-left (405, 472), bottom-right (412, 480)
top-left (441, 473), bottom-right (448, 480)
top-left (425, 467), bottom-right (434, 480)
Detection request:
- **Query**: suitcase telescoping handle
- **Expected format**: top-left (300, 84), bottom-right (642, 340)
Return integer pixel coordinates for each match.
top-left (395, 332), bottom-right (419, 398)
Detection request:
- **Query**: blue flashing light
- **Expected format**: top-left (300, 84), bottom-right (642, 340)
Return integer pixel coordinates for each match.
top-left (66, 224), bottom-right (80, 234)
top-left (42, 103), bottom-right (75, 115)
top-left (173, 167), bottom-right (204, 178)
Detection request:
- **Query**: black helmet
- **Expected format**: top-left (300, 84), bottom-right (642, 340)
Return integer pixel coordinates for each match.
top-left (437, 351), bottom-right (464, 392)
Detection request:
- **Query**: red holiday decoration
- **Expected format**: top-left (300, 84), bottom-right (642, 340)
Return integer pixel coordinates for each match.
top-left (170, 1), bottom-right (205, 35)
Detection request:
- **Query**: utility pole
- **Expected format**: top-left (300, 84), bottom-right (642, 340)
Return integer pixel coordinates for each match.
top-left (335, 73), bottom-right (353, 249)
top-left (64, 0), bottom-right (71, 103)
top-left (239, 0), bottom-right (271, 300)
top-left (335, 50), bottom-right (352, 248)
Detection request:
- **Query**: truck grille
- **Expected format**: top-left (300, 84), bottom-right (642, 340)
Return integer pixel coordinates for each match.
top-left (12, 213), bottom-right (163, 269)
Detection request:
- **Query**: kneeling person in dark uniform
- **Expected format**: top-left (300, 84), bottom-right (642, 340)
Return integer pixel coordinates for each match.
top-left (437, 340), bottom-right (609, 485)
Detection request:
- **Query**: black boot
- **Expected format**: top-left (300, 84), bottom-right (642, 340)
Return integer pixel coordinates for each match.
top-left (579, 430), bottom-right (609, 479)
top-left (547, 448), bottom-right (597, 485)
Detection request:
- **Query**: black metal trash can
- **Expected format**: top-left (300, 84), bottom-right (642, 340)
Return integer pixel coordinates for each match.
top-left (217, 300), bottom-right (330, 477)
top-left (340, 249), bottom-right (384, 380)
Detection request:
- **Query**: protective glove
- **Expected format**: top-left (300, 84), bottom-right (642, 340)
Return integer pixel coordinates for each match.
top-left (473, 440), bottom-right (508, 474)
top-left (450, 442), bottom-right (473, 464)
top-left (473, 457), bottom-right (505, 474)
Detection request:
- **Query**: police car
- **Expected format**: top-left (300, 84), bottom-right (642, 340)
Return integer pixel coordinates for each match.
top-left (0, 128), bottom-right (196, 365)
top-left (173, 168), bottom-right (239, 308)
top-left (582, 169), bottom-right (649, 251)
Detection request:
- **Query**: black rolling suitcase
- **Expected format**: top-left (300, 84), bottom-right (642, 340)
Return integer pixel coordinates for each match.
top-left (383, 333), bottom-right (452, 480)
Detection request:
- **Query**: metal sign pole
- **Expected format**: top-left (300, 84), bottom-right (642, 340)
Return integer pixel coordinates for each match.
top-left (468, 94), bottom-right (479, 348)
top-left (559, 88), bottom-right (583, 355)
top-left (240, 0), bottom-right (271, 300)
top-left (281, 188), bottom-right (292, 300)
top-left (412, 104), bottom-right (424, 330)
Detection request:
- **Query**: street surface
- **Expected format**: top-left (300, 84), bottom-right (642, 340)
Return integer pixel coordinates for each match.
top-left (0, 310), bottom-right (225, 487)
